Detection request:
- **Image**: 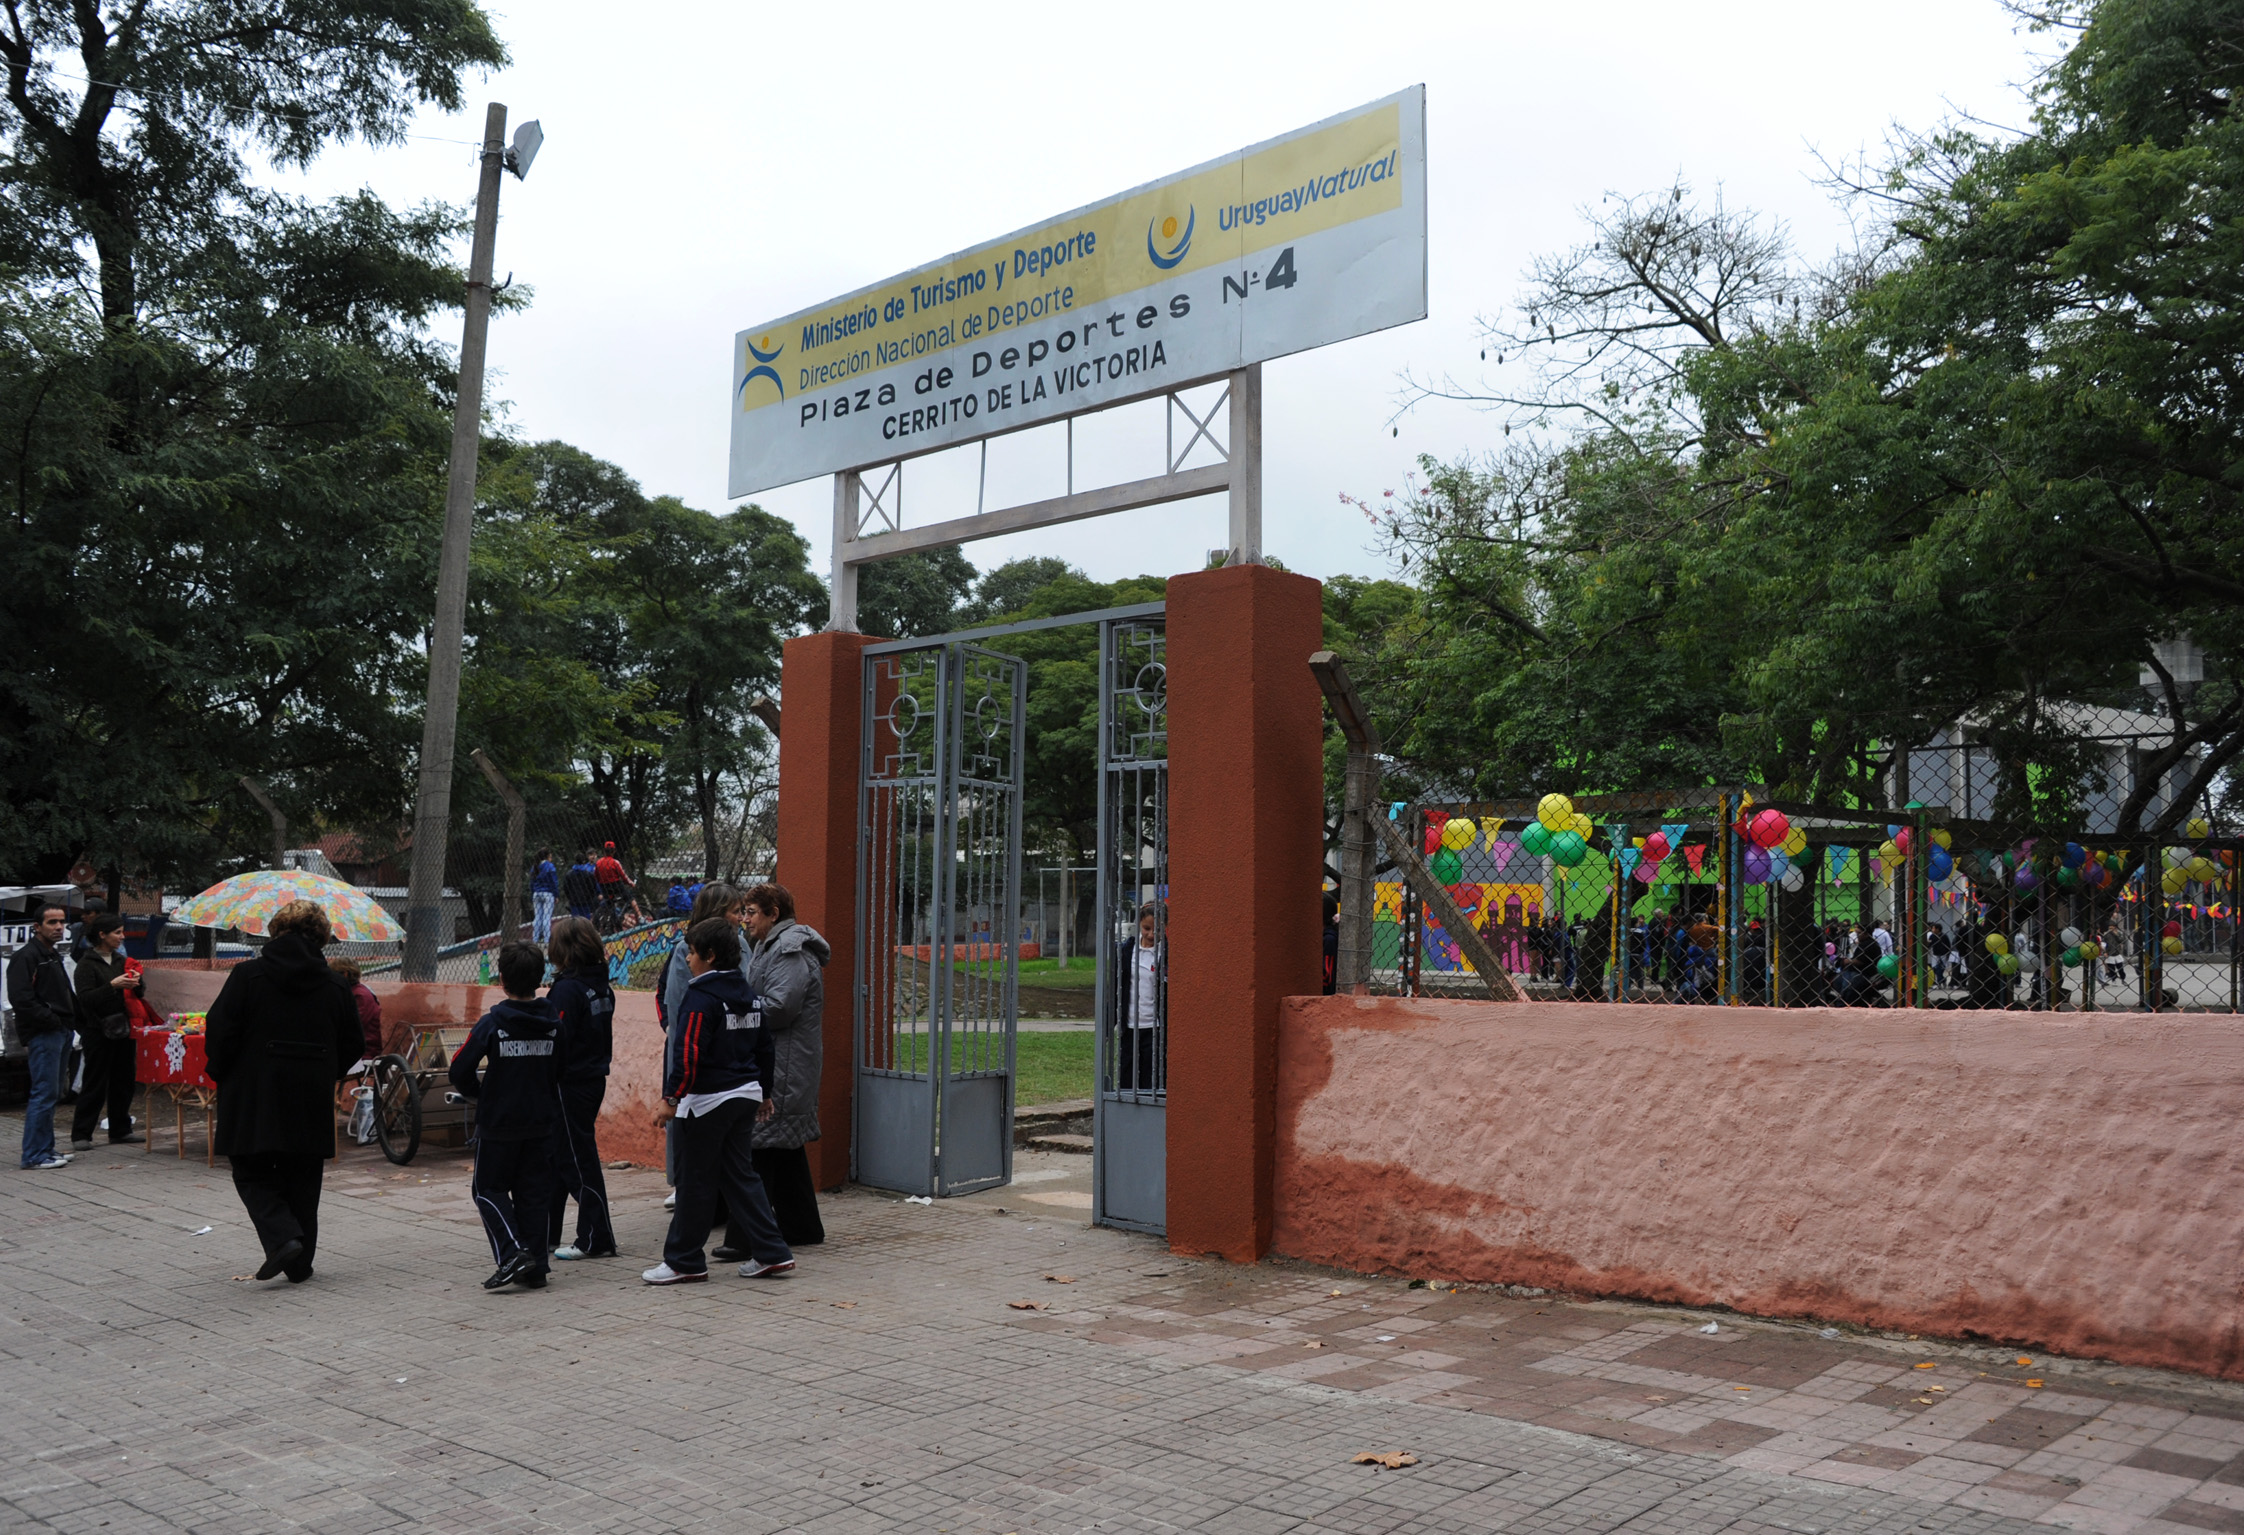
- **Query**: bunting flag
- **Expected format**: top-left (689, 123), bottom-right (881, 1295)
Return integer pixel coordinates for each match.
top-left (1389, 802), bottom-right (1406, 820)
top-left (1829, 846), bottom-right (1852, 880)
top-left (1605, 822), bottom-right (1630, 853)
top-left (1492, 837), bottom-right (1518, 872)
top-left (1619, 848), bottom-right (1642, 878)
top-left (1479, 816), bottom-right (1505, 851)
top-left (1683, 844), bottom-right (1706, 875)
top-left (1662, 822), bottom-right (1689, 847)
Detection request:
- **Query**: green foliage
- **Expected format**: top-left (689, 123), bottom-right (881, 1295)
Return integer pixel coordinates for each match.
top-left (1379, 0), bottom-right (2242, 831)
top-left (0, 0), bottom-right (506, 883)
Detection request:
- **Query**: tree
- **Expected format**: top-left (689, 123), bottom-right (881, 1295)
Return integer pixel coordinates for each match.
top-left (857, 547), bottom-right (976, 638)
top-left (0, 0), bottom-right (507, 885)
top-left (1379, 0), bottom-right (2242, 832)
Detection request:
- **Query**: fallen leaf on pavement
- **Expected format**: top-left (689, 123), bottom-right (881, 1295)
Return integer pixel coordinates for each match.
top-left (1352, 1452), bottom-right (1418, 1469)
top-left (2015, 1356), bottom-right (2034, 1365)
top-left (1302, 1341), bottom-right (1325, 1349)
top-left (1007, 1301), bottom-right (1048, 1311)
top-left (229, 1275), bottom-right (251, 1282)
top-left (1913, 1397), bottom-right (1934, 1405)
top-left (832, 1302), bottom-right (857, 1309)
top-left (1043, 1274), bottom-right (1076, 1283)
top-left (1914, 1361), bottom-right (1936, 1369)
top-left (2026, 1379), bottom-right (2045, 1388)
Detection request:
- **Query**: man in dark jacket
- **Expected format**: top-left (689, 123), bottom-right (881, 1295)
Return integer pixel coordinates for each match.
top-left (740, 884), bottom-right (830, 1249)
top-left (9, 904), bottom-right (79, 1169)
top-left (544, 916), bottom-right (618, 1261)
top-left (643, 918), bottom-right (792, 1285)
top-left (204, 900), bottom-right (364, 1281)
top-left (449, 941), bottom-right (566, 1291)
top-left (70, 912), bottom-right (145, 1147)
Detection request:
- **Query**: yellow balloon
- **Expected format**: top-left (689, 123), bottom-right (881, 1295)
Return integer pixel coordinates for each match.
top-left (1537, 792), bottom-right (1574, 831)
top-left (1930, 828), bottom-right (1952, 849)
top-left (1569, 812), bottom-right (1593, 838)
top-left (2189, 817), bottom-right (2211, 839)
top-left (2190, 857), bottom-right (2219, 882)
top-left (1985, 934), bottom-right (2009, 955)
top-left (2163, 935), bottom-right (2185, 955)
top-left (1781, 827), bottom-right (1808, 856)
top-left (1879, 839), bottom-right (1901, 863)
top-left (2164, 867), bottom-right (2189, 893)
top-left (1441, 817), bottom-right (1476, 852)
top-left (2078, 940), bottom-right (2101, 960)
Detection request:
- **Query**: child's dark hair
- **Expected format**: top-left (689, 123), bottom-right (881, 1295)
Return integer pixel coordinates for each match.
top-left (687, 917), bottom-right (740, 970)
top-left (497, 941), bottom-right (546, 997)
top-left (85, 911), bottom-right (125, 939)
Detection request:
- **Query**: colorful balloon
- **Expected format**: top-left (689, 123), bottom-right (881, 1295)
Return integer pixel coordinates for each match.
top-left (1928, 848), bottom-right (1953, 881)
top-left (1985, 934), bottom-right (2009, 955)
top-left (1997, 953), bottom-right (2021, 975)
top-left (1643, 831), bottom-right (1670, 861)
top-left (1520, 822), bottom-right (1554, 857)
top-left (1743, 846), bottom-right (1772, 884)
top-left (1876, 953), bottom-right (1901, 980)
top-left (1430, 849), bottom-right (1463, 883)
top-left (1536, 792), bottom-right (1574, 831)
top-left (1747, 808), bottom-right (1790, 849)
top-left (1441, 817), bottom-right (1476, 852)
top-left (2163, 935), bottom-right (2185, 956)
top-left (1550, 829), bottom-right (1588, 867)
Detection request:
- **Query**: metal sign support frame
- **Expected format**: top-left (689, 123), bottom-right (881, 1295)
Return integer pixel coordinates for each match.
top-left (828, 365), bottom-right (1260, 632)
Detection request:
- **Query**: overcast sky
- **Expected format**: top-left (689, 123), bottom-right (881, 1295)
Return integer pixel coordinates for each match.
top-left (285, 1), bottom-right (2056, 591)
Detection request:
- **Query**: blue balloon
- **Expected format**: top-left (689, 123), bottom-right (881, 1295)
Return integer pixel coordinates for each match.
top-left (1928, 848), bottom-right (1953, 881)
top-left (2063, 842), bottom-right (2086, 868)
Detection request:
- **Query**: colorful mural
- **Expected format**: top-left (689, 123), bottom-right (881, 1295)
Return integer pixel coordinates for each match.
top-left (1372, 880), bottom-right (1547, 973)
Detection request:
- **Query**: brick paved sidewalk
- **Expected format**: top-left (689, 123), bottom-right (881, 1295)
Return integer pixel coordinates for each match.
top-left (0, 1118), bottom-right (2230, 1534)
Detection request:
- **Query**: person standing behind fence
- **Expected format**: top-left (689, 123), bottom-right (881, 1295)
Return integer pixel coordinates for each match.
top-left (564, 850), bottom-right (599, 922)
top-left (531, 849), bottom-right (559, 944)
top-left (10, 904), bottom-right (78, 1169)
top-left (328, 956), bottom-right (384, 1059)
top-left (204, 901), bottom-right (364, 1282)
top-left (741, 883), bottom-right (829, 1249)
top-left (69, 912), bottom-right (143, 1148)
top-left (1110, 902), bottom-right (1165, 1091)
top-left (545, 917), bottom-right (618, 1261)
top-left (449, 941), bottom-right (565, 1291)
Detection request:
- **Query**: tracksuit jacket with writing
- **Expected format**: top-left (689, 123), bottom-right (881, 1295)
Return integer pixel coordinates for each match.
top-left (448, 997), bottom-right (566, 1139)
top-left (663, 967), bottom-right (770, 1104)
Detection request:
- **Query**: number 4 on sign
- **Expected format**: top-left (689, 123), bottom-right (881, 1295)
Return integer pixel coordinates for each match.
top-left (1222, 247), bottom-right (1297, 302)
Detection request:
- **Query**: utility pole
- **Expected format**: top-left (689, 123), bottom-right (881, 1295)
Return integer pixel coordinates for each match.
top-left (404, 103), bottom-right (513, 980)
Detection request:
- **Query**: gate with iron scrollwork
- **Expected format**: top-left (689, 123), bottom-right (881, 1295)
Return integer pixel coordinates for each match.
top-left (854, 640), bottom-right (1025, 1197)
top-left (1093, 615), bottom-right (1168, 1233)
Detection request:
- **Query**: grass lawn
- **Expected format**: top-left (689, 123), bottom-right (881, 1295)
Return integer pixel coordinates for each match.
top-left (1015, 1030), bottom-right (1094, 1107)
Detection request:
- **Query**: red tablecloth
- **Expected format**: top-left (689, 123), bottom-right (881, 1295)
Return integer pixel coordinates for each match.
top-left (133, 1024), bottom-right (214, 1090)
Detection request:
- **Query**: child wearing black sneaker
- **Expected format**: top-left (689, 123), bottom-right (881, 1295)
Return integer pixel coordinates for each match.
top-left (450, 941), bottom-right (566, 1291)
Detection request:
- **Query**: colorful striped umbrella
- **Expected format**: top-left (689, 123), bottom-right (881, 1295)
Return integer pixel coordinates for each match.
top-left (174, 869), bottom-right (402, 942)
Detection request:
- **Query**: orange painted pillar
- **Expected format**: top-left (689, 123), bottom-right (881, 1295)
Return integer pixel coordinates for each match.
top-left (776, 628), bottom-right (880, 1192)
top-left (1165, 564), bottom-right (1327, 1261)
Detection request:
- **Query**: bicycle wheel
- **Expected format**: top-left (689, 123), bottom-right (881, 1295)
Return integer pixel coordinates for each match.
top-left (371, 1053), bottom-right (422, 1165)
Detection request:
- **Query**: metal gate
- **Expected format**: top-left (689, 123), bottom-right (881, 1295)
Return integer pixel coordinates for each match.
top-left (854, 641), bottom-right (1025, 1196)
top-left (1094, 615), bottom-right (1168, 1233)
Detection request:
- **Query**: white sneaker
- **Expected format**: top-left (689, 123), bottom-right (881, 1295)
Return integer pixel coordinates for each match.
top-left (640, 1262), bottom-right (706, 1286)
top-left (738, 1258), bottom-right (795, 1279)
top-left (552, 1245), bottom-right (588, 1261)
top-left (27, 1155), bottom-right (70, 1170)
top-left (663, 1190), bottom-right (676, 1210)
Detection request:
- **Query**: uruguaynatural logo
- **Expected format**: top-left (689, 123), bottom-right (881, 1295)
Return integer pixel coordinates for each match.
top-left (1147, 207), bottom-right (1194, 270)
top-left (739, 334), bottom-right (785, 402)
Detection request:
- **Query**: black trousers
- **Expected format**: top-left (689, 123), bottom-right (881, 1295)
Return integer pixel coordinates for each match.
top-left (546, 1078), bottom-right (615, 1252)
top-left (751, 1145), bottom-right (825, 1246)
top-left (1118, 1027), bottom-right (1163, 1092)
top-left (472, 1136), bottom-right (554, 1278)
top-left (229, 1152), bottom-right (324, 1277)
top-left (665, 1098), bottom-right (788, 1273)
top-left (71, 1031), bottom-right (136, 1142)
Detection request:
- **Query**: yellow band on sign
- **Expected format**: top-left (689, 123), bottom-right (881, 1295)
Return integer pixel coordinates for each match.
top-left (728, 88), bottom-right (1426, 496)
top-left (746, 102), bottom-right (1402, 414)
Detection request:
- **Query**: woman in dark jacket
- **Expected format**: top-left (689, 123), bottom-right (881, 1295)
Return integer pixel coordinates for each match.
top-left (204, 900), bottom-right (364, 1283)
top-left (546, 917), bottom-right (619, 1259)
top-left (70, 912), bottom-right (144, 1146)
top-left (742, 883), bottom-right (830, 1247)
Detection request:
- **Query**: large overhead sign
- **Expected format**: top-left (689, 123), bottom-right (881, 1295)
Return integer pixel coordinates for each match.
top-left (728, 87), bottom-right (1427, 498)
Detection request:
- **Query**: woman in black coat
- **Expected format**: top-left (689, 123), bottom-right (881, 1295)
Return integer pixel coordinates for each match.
top-left (204, 900), bottom-right (365, 1283)
top-left (546, 916), bottom-right (619, 1260)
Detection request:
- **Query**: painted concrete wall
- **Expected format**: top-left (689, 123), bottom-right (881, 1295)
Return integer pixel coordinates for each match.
top-left (1274, 994), bottom-right (2244, 1379)
top-left (142, 963), bottom-right (670, 1168)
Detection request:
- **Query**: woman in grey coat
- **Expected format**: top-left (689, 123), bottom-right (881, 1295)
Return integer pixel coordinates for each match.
top-left (742, 882), bottom-right (829, 1246)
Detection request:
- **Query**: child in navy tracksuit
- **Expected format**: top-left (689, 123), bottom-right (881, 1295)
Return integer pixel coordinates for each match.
top-left (450, 942), bottom-right (566, 1291)
top-left (643, 918), bottom-right (793, 1285)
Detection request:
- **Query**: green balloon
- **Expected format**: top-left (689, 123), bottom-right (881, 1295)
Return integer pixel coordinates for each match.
top-left (1519, 822), bottom-right (1554, 857)
top-left (2061, 946), bottom-right (2082, 967)
top-left (2055, 866), bottom-right (2078, 887)
top-left (1876, 953), bottom-right (1901, 980)
top-left (1550, 829), bottom-right (1588, 867)
top-left (1430, 848), bottom-right (1463, 883)
top-left (1997, 953), bottom-right (2021, 976)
